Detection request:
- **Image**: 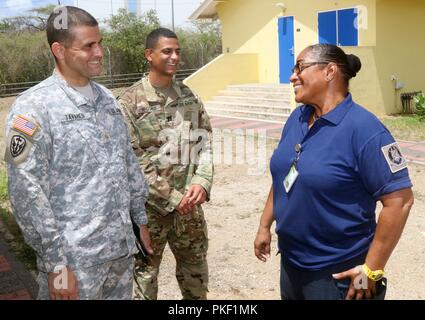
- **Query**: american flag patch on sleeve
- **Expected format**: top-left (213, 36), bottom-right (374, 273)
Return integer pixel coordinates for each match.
top-left (12, 115), bottom-right (38, 137)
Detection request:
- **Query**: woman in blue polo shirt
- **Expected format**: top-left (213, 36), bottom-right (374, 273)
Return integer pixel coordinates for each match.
top-left (254, 44), bottom-right (414, 300)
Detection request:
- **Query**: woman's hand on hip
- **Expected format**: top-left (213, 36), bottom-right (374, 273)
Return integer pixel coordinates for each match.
top-left (333, 266), bottom-right (377, 300)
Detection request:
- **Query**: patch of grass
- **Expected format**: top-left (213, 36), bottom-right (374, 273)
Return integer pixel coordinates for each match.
top-left (0, 170), bottom-right (7, 201)
top-left (380, 114), bottom-right (425, 141)
top-left (0, 168), bottom-right (37, 272)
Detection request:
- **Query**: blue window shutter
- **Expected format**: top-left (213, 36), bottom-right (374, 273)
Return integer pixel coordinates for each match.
top-left (318, 11), bottom-right (337, 45)
top-left (338, 8), bottom-right (358, 46)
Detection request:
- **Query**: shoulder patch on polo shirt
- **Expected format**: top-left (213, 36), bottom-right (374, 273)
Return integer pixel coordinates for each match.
top-left (381, 142), bottom-right (407, 173)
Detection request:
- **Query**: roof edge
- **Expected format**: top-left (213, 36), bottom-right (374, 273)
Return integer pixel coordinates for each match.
top-left (188, 0), bottom-right (223, 20)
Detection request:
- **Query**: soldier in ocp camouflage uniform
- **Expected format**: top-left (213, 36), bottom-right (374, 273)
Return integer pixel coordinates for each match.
top-left (4, 6), bottom-right (152, 300)
top-left (118, 28), bottom-right (214, 300)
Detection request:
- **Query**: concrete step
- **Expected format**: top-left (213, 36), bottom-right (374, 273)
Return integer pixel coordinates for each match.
top-left (207, 107), bottom-right (288, 123)
top-left (206, 101), bottom-right (291, 115)
top-left (218, 89), bottom-right (291, 101)
top-left (226, 83), bottom-right (292, 93)
top-left (210, 114), bottom-right (285, 125)
top-left (213, 95), bottom-right (291, 106)
top-left (207, 83), bottom-right (293, 123)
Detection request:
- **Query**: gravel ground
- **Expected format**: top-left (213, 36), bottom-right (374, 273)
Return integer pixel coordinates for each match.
top-left (157, 158), bottom-right (425, 300)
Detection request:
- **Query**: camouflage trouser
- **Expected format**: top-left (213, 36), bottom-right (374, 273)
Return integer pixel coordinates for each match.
top-left (36, 255), bottom-right (134, 300)
top-left (134, 206), bottom-right (208, 300)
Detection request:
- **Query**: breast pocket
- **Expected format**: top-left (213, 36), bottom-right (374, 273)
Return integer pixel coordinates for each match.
top-left (136, 112), bottom-right (163, 148)
top-left (55, 117), bottom-right (103, 173)
top-left (178, 100), bottom-right (200, 129)
top-left (110, 149), bottom-right (130, 196)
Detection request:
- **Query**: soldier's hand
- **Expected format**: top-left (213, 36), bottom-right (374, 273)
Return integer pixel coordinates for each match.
top-left (176, 195), bottom-right (194, 215)
top-left (48, 266), bottom-right (79, 300)
top-left (185, 184), bottom-right (207, 206)
top-left (139, 224), bottom-right (154, 255)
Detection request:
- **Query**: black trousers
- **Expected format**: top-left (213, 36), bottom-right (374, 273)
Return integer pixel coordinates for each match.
top-left (280, 254), bottom-right (387, 300)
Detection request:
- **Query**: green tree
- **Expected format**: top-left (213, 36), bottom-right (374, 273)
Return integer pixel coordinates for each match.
top-left (0, 4), bottom-right (56, 33)
top-left (103, 9), bottom-right (160, 74)
top-left (176, 19), bottom-right (222, 69)
top-left (0, 32), bottom-right (52, 83)
top-left (0, 6), bottom-right (222, 91)
top-left (0, 4), bottom-right (56, 86)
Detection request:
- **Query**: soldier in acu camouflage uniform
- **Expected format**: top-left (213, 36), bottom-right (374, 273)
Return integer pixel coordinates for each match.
top-left (4, 6), bottom-right (152, 300)
top-left (117, 28), bottom-right (214, 300)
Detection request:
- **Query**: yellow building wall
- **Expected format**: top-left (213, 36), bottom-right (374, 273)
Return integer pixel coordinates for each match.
top-left (218, 0), bottom-right (376, 83)
top-left (184, 53), bottom-right (259, 101)
top-left (189, 0), bottom-right (424, 115)
top-left (213, 0), bottom-right (380, 111)
top-left (373, 0), bottom-right (425, 114)
top-left (218, 0), bottom-right (280, 84)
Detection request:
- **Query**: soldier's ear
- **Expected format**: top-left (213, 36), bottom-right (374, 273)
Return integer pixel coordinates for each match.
top-left (51, 42), bottom-right (65, 61)
top-left (145, 48), bottom-right (153, 62)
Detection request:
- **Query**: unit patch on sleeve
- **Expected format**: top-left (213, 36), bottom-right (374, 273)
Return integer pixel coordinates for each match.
top-left (12, 115), bottom-right (38, 137)
top-left (381, 142), bottom-right (407, 173)
top-left (4, 130), bottom-right (35, 166)
top-left (10, 135), bottom-right (26, 157)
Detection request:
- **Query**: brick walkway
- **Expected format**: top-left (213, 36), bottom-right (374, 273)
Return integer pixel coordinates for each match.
top-left (0, 115), bottom-right (423, 301)
top-left (210, 116), bottom-right (425, 166)
top-left (0, 231), bottom-right (38, 300)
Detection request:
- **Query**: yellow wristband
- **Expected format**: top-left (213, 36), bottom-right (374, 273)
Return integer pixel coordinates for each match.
top-left (362, 264), bottom-right (384, 281)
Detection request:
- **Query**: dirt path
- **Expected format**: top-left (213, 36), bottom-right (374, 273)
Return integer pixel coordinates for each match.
top-left (157, 158), bottom-right (425, 300)
top-left (1, 96), bottom-right (424, 300)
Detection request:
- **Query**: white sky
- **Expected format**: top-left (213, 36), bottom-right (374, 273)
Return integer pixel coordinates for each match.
top-left (0, 0), bottom-right (204, 28)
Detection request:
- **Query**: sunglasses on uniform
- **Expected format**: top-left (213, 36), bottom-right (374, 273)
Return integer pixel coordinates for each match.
top-left (292, 61), bottom-right (329, 75)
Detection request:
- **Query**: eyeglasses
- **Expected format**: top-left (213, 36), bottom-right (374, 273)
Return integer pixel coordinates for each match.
top-left (292, 61), bottom-right (329, 75)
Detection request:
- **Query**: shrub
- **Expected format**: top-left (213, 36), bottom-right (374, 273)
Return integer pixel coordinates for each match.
top-left (413, 93), bottom-right (425, 120)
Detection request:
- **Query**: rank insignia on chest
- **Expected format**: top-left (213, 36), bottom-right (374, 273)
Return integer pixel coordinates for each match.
top-left (149, 104), bottom-right (162, 111)
top-left (12, 115), bottom-right (38, 137)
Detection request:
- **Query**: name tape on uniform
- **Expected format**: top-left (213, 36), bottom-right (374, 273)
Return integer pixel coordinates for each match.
top-left (62, 113), bottom-right (92, 122)
top-left (108, 108), bottom-right (122, 116)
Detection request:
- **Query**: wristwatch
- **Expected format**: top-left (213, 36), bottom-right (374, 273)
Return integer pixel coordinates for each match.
top-left (362, 264), bottom-right (385, 281)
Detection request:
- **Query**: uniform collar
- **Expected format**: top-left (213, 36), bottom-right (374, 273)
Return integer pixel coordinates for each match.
top-left (142, 75), bottom-right (183, 103)
top-left (301, 93), bottom-right (353, 126)
top-left (52, 70), bottom-right (101, 107)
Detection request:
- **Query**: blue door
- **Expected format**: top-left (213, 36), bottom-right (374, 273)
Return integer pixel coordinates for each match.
top-left (338, 8), bottom-right (358, 46)
top-left (278, 16), bottom-right (294, 84)
top-left (318, 9), bottom-right (358, 46)
top-left (318, 11), bottom-right (337, 44)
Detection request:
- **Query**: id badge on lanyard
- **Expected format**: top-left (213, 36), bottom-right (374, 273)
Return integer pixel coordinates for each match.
top-left (283, 143), bottom-right (302, 193)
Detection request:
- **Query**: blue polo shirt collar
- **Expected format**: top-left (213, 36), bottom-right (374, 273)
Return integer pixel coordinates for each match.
top-left (301, 93), bottom-right (353, 125)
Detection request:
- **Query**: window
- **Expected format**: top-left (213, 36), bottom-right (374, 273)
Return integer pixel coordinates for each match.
top-left (318, 8), bottom-right (358, 46)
